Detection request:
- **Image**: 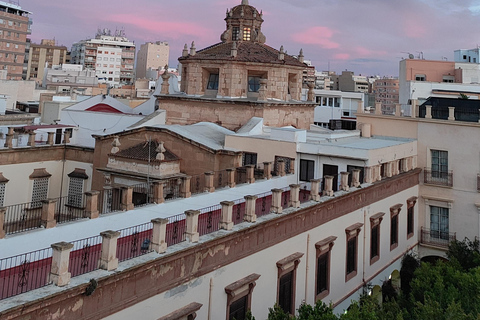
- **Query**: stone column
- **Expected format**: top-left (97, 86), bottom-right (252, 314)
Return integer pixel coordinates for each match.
top-left (244, 195), bottom-right (257, 223)
top-left (425, 105), bottom-right (432, 119)
top-left (246, 165), bottom-right (255, 184)
top-left (47, 132), bottom-right (55, 145)
top-left (41, 199), bottom-right (57, 229)
top-left (448, 106), bottom-right (455, 121)
top-left (204, 172), bottom-right (215, 192)
top-left (219, 201), bottom-right (234, 230)
top-left (263, 162), bottom-right (272, 180)
top-left (411, 156), bottom-right (417, 170)
top-left (0, 207), bottom-right (5, 239)
top-left (402, 158), bottom-right (409, 172)
top-left (49, 241), bottom-right (74, 287)
top-left (151, 218), bottom-right (169, 253)
top-left (99, 230), bottom-right (121, 271)
top-left (4, 127), bottom-right (13, 148)
top-left (277, 160), bottom-right (286, 177)
top-left (153, 181), bottom-right (165, 204)
top-left (85, 191), bottom-right (100, 219)
top-left (289, 159), bottom-right (295, 174)
top-left (271, 189), bottom-right (283, 214)
top-left (27, 132), bottom-right (36, 147)
top-left (185, 210), bottom-right (200, 243)
top-left (310, 179), bottom-right (321, 201)
top-left (406, 157), bottom-right (413, 172)
top-left (364, 167), bottom-right (373, 183)
top-left (323, 176), bottom-right (334, 196)
top-left (375, 164), bottom-right (382, 182)
top-left (180, 176), bottom-right (192, 198)
top-left (62, 130), bottom-right (70, 144)
top-left (393, 160), bottom-right (400, 176)
top-left (352, 169), bottom-right (361, 187)
top-left (385, 162), bottom-right (393, 178)
top-left (226, 169), bottom-right (236, 188)
top-left (120, 186), bottom-right (134, 211)
top-left (340, 172), bottom-right (350, 191)
top-left (289, 184), bottom-right (300, 208)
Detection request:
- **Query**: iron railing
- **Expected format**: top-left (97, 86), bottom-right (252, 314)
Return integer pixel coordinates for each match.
top-left (132, 182), bottom-right (154, 207)
top-left (164, 178), bottom-right (182, 200)
top-left (54, 194), bottom-right (87, 224)
top-left (232, 199), bottom-right (246, 225)
top-left (423, 168), bottom-right (453, 187)
top-left (198, 205), bottom-right (222, 236)
top-left (166, 213), bottom-right (187, 246)
top-left (420, 227), bottom-right (456, 248)
top-left (69, 235), bottom-right (102, 277)
top-left (3, 202), bottom-right (42, 235)
top-left (98, 188), bottom-right (122, 215)
top-left (190, 174), bottom-right (206, 195)
top-left (255, 192), bottom-right (272, 218)
top-left (116, 222), bottom-right (153, 262)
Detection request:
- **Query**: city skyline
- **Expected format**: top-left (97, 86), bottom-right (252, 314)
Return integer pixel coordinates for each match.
top-left (20, 0), bottom-right (480, 76)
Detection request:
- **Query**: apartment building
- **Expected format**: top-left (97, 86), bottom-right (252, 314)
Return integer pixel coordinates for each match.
top-left (136, 41), bottom-right (169, 80)
top-left (373, 77), bottom-right (399, 114)
top-left (26, 39), bottom-right (67, 84)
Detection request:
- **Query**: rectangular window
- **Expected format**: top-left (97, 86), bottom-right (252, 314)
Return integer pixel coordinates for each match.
top-left (278, 271), bottom-right (293, 314)
top-left (345, 223), bottom-right (362, 282)
top-left (229, 295), bottom-right (247, 320)
top-left (248, 76), bottom-right (260, 92)
top-left (225, 274), bottom-right (260, 320)
top-left (242, 152), bottom-right (257, 166)
top-left (407, 197), bottom-right (417, 239)
top-left (0, 183), bottom-right (5, 207)
top-left (371, 225), bottom-right (379, 260)
top-left (32, 178), bottom-right (49, 208)
top-left (390, 214), bottom-right (398, 248)
top-left (232, 27), bottom-right (240, 41)
top-left (207, 73), bottom-right (219, 90)
top-left (430, 206), bottom-right (449, 240)
top-left (317, 253), bottom-right (328, 295)
top-left (68, 178), bottom-right (84, 207)
top-left (243, 27), bottom-right (251, 41)
top-left (300, 159), bottom-right (314, 182)
top-left (415, 74), bottom-right (426, 81)
top-left (431, 150), bottom-right (448, 179)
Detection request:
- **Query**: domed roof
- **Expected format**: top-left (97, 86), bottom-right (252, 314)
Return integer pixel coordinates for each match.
top-left (228, 0), bottom-right (262, 21)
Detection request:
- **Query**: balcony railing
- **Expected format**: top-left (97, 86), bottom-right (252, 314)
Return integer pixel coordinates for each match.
top-left (423, 168), bottom-right (453, 187)
top-left (420, 227), bottom-right (456, 249)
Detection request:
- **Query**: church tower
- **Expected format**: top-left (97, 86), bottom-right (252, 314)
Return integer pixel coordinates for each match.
top-left (221, 0), bottom-right (266, 44)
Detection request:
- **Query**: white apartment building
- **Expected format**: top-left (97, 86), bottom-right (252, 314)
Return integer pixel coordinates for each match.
top-left (95, 47), bottom-right (122, 86)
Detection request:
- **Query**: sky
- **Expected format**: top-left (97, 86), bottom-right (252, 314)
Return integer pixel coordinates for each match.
top-left (18, 0), bottom-right (480, 76)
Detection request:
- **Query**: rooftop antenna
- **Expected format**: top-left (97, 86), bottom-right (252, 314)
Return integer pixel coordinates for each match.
top-left (416, 51), bottom-right (424, 59)
top-left (401, 52), bottom-right (414, 59)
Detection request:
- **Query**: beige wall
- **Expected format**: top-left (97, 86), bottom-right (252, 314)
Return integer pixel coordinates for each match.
top-left (401, 59), bottom-right (456, 82)
top-left (225, 135), bottom-right (297, 163)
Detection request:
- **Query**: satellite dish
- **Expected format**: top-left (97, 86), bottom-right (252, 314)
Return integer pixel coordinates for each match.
top-left (408, 54), bottom-right (414, 59)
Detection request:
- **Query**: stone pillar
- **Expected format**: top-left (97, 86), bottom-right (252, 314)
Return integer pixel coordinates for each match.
top-left (340, 172), bottom-right (350, 191)
top-left (153, 181), bottom-right (165, 204)
top-left (185, 210), bottom-right (200, 243)
top-left (448, 106), bottom-right (455, 121)
top-left (352, 169), bottom-right (361, 187)
top-left (289, 159), bottom-right (295, 174)
top-left (180, 176), bottom-right (192, 198)
top-left (425, 105), bottom-right (432, 119)
top-left (356, 100), bottom-right (364, 114)
top-left (375, 164), bottom-right (382, 182)
top-left (289, 184), bottom-right (300, 208)
top-left (62, 130), bottom-right (70, 144)
top-left (41, 199), bottom-right (57, 229)
top-left (47, 132), bottom-right (55, 146)
top-left (402, 158), bottom-right (409, 172)
top-left (85, 191), bottom-right (99, 219)
top-left (411, 156), bottom-right (417, 170)
top-left (393, 160), bottom-right (400, 176)
top-left (4, 128), bottom-right (13, 148)
top-left (385, 162), bottom-right (393, 178)
top-left (219, 201), bottom-right (234, 230)
top-left (310, 179), bottom-right (321, 201)
top-left (0, 207), bottom-right (5, 239)
top-left (204, 172), bottom-right (215, 192)
top-left (27, 132), bottom-right (36, 147)
top-left (258, 79), bottom-right (268, 102)
top-left (49, 242), bottom-right (74, 287)
top-left (226, 169), bottom-right (236, 188)
top-left (411, 99), bottom-right (418, 118)
top-left (263, 162), bottom-right (272, 180)
top-left (271, 189), bottom-right (283, 214)
top-left (277, 160), bottom-right (286, 177)
top-left (161, 69), bottom-right (170, 95)
top-left (151, 218), bottom-right (169, 253)
top-left (323, 176), bottom-right (334, 197)
top-left (395, 103), bottom-right (401, 117)
top-left (246, 165), bottom-right (255, 184)
top-left (99, 230), bottom-right (121, 271)
top-left (244, 195), bottom-right (257, 223)
top-left (375, 102), bottom-right (382, 115)
top-left (364, 167), bottom-right (373, 183)
top-left (307, 82), bottom-right (315, 102)
top-left (406, 157), bottom-right (413, 171)
top-left (120, 186), bottom-right (134, 211)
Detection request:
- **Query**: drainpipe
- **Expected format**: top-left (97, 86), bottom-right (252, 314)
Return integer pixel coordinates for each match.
top-left (362, 209), bottom-right (367, 287)
top-left (304, 233), bottom-right (310, 303)
top-left (208, 277), bottom-right (213, 320)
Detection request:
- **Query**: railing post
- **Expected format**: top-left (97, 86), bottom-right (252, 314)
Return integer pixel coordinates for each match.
top-left (0, 207), bottom-right (5, 239)
top-left (289, 159), bottom-right (295, 174)
top-left (289, 184), bottom-right (300, 208)
top-left (340, 172), bottom-right (350, 191)
top-left (180, 176), bottom-right (192, 198)
top-left (47, 132), bottom-right (55, 145)
top-left (395, 103), bottom-right (401, 117)
top-left (392, 160), bottom-right (400, 176)
top-left (219, 201), bottom-right (234, 230)
top-left (185, 210), bottom-right (200, 243)
top-left (204, 172), bottom-right (215, 192)
top-left (375, 164), bottom-right (382, 181)
top-left (352, 169), bottom-right (361, 187)
top-left (27, 132), bottom-right (36, 147)
top-left (364, 166), bottom-right (373, 183)
top-left (99, 230), bottom-right (121, 271)
top-left (41, 199), bottom-right (57, 229)
top-left (271, 189), bottom-right (283, 214)
top-left (244, 195), bottom-right (257, 223)
top-left (385, 162), bottom-right (393, 178)
top-left (50, 241), bottom-right (74, 286)
top-left (62, 130), bottom-right (71, 144)
top-left (153, 181), bottom-right (165, 204)
top-left (4, 127), bottom-right (13, 148)
top-left (263, 162), bottom-right (272, 180)
top-left (246, 165), bottom-right (255, 184)
top-left (323, 176), bottom-right (334, 197)
top-left (226, 169), bottom-right (236, 188)
top-left (375, 102), bottom-right (382, 115)
top-left (120, 186), bottom-right (134, 211)
top-left (85, 191), bottom-right (100, 219)
top-left (425, 105), bottom-right (432, 119)
top-left (448, 106), bottom-right (455, 121)
top-left (277, 160), bottom-right (286, 177)
top-left (151, 218), bottom-right (169, 253)
top-left (310, 179), bottom-right (321, 201)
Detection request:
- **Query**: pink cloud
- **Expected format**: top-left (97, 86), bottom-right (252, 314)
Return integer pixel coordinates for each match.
top-left (292, 26), bottom-right (339, 49)
top-left (355, 47), bottom-right (387, 57)
top-left (402, 17), bottom-right (427, 39)
top-left (334, 53), bottom-right (350, 60)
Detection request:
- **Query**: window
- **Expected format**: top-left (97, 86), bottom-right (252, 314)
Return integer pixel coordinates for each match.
top-left (157, 302), bottom-right (202, 320)
top-left (243, 27), bottom-right (251, 41)
top-left (390, 204), bottom-right (402, 250)
top-left (0, 182), bottom-right (6, 207)
top-left (248, 76), bottom-right (260, 92)
top-left (431, 150), bottom-right (448, 179)
top-left (67, 178), bottom-right (84, 207)
top-left (242, 152), bottom-right (257, 166)
top-left (225, 273), bottom-right (260, 320)
top-left (345, 223), bottom-right (363, 281)
top-left (276, 252), bottom-right (303, 315)
top-left (232, 27), bottom-right (240, 41)
top-left (370, 213), bottom-right (384, 265)
top-left (207, 73), bottom-right (219, 90)
top-left (430, 206), bottom-right (449, 240)
top-left (407, 197), bottom-right (417, 238)
top-left (300, 159), bottom-right (314, 182)
top-left (315, 236), bottom-right (336, 300)
top-left (32, 178), bottom-right (49, 208)
top-left (415, 74), bottom-right (426, 81)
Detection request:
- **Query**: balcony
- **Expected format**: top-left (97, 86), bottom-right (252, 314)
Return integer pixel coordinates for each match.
top-left (420, 227), bottom-right (456, 249)
top-left (423, 168), bottom-right (453, 187)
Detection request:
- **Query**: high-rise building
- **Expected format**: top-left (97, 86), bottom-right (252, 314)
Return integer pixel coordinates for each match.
top-left (70, 29), bottom-right (135, 86)
top-left (136, 41), bottom-right (169, 79)
top-left (26, 39), bottom-right (67, 85)
top-left (0, 1), bottom-right (31, 80)
top-left (373, 77), bottom-right (399, 114)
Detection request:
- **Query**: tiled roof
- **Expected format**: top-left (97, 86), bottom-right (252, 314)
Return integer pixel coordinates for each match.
top-left (179, 41), bottom-right (306, 67)
top-left (111, 140), bottom-right (179, 162)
